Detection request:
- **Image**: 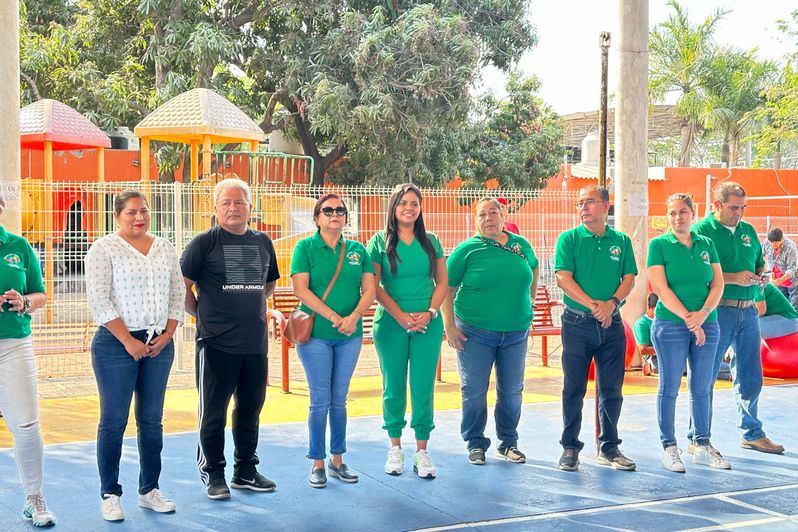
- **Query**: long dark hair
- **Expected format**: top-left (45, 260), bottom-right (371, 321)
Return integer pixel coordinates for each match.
top-left (384, 183), bottom-right (437, 277)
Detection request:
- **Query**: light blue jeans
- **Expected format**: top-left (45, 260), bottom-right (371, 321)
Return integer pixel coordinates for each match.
top-left (455, 318), bottom-right (528, 451)
top-left (296, 336), bottom-right (362, 460)
top-left (651, 319), bottom-right (719, 449)
top-left (759, 315), bottom-right (798, 339)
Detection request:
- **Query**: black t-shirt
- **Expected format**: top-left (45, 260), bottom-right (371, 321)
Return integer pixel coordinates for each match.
top-left (180, 225), bottom-right (280, 353)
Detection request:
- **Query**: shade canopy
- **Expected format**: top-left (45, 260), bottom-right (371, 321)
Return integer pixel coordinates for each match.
top-left (20, 99), bottom-right (111, 151)
top-left (133, 88), bottom-right (265, 144)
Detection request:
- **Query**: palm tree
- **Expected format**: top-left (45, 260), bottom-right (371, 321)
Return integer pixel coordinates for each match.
top-left (649, 0), bottom-right (728, 167)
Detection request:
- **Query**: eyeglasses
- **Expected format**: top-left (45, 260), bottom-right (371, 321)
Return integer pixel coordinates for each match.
top-left (575, 199), bottom-right (607, 209)
top-left (321, 206), bottom-right (348, 217)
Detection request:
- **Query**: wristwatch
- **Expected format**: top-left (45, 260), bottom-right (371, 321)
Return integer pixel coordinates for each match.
top-left (427, 308), bottom-right (439, 319)
top-left (610, 296), bottom-right (621, 308)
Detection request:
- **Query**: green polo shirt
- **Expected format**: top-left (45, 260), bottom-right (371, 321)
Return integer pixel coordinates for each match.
top-left (554, 224), bottom-right (637, 312)
top-left (756, 283), bottom-right (798, 319)
top-left (0, 227), bottom-right (45, 339)
top-left (647, 230), bottom-right (719, 322)
top-left (693, 214), bottom-right (764, 301)
top-left (366, 231), bottom-right (444, 311)
top-left (290, 232), bottom-right (374, 340)
top-left (632, 314), bottom-right (653, 346)
top-left (447, 232), bottom-right (539, 331)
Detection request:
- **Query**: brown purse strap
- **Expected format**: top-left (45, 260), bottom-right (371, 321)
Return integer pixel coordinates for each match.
top-left (320, 238), bottom-right (346, 302)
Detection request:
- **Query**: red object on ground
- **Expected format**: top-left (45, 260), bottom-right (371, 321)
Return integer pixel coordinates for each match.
top-left (587, 320), bottom-right (636, 381)
top-left (760, 332), bottom-right (798, 379)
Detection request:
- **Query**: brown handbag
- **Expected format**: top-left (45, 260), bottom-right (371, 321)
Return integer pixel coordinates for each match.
top-left (284, 239), bottom-right (347, 345)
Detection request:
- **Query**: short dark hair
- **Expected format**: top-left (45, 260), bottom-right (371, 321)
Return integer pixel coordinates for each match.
top-left (647, 292), bottom-right (659, 309)
top-left (713, 182), bottom-right (746, 203)
top-left (579, 185), bottom-right (610, 202)
top-left (312, 193), bottom-right (348, 226)
top-left (114, 190), bottom-right (147, 216)
top-left (768, 228), bottom-right (784, 242)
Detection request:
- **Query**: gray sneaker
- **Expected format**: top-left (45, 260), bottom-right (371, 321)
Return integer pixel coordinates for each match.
top-left (596, 448), bottom-right (636, 471)
top-left (662, 446), bottom-right (686, 473)
top-left (693, 445), bottom-right (731, 469)
top-left (309, 467), bottom-right (327, 488)
top-left (468, 448), bottom-right (486, 465)
top-left (558, 448), bottom-right (580, 471)
top-left (327, 461), bottom-right (359, 483)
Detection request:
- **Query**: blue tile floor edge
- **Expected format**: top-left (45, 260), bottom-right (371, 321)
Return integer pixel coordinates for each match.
top-left (2, 384), bottom-right (797, 531)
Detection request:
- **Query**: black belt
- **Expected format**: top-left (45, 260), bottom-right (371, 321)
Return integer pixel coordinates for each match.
top-left (718, 298), bottom-right (755, 309)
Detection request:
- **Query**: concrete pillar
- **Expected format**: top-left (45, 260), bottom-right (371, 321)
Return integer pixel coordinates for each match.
top-left (615, 0), bottom-right (649, 325)
top-left (0, 0), bottom-right (20, 234)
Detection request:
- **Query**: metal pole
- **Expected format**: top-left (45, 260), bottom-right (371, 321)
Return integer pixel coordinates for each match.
top-left (598, 32), bottom-right (611, 187)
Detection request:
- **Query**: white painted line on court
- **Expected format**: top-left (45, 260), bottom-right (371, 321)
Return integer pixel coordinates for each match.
top-left (681, 516), bottom-right (787, 531)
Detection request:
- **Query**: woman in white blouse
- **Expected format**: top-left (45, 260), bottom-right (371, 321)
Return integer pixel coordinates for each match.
top-left (84, 190), bottom-right (185, 522)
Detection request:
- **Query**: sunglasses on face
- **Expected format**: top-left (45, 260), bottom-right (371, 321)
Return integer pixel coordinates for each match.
top-left (321, 206), bottom-right (348, 217)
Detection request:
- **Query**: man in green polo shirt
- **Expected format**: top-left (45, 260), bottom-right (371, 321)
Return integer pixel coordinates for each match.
top-left (554, 185), bottom-right (637, 472)
top-left (692, 181), bottom-right (784, 454)
top-left (757, 283), bottom-right (798, 339)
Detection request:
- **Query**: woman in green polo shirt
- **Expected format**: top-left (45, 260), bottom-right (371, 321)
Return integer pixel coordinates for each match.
top-left (291, 193), bottom-right (375, 488)
top-left (441, 197), bottom-right (539, 466)
top-left (368, 183), bottom-right (448, 479)
top-left (0, 195), bottom-right (55, 526)
top-left (648, 193), bottom-right (727, 473)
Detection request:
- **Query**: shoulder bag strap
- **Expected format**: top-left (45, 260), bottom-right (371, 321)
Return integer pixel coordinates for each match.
top-left (320, 238), bottom-right (346, 302)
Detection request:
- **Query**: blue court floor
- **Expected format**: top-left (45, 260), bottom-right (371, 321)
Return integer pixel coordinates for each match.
top-left (2, 385), bottom-right (798, 531)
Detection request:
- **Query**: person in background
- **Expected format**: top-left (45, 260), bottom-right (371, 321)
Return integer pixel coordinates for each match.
top-left (0, 195), bottom-right (54, 527)
top-left (756, 283), bottom-right (798, 339)
top-left (633, 293), bottom-right (659, 374)
top-left (496, 197), bottom-right (520, 235)
top-left (368, 184), bottom-right (447, 479)
top-left (762, 228), bottom-right (798, 310)
top-left (85, 190), bottom-right (185, 521)
top-left (442, 197), bottom-right (539, 466)
top-left (291, 193), bottom-right (375, 488)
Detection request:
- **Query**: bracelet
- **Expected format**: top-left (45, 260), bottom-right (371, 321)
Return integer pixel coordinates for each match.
top-left (353, 308), bottom-right (364, 316)
top-left (702, 307), bottom-right (712, 316)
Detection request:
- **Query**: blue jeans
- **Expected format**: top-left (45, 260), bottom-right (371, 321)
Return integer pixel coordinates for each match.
top-left (689, 306), bottom-right (765, 442)
top-left (560, 310), bottom-right (626, 453)
top-left (651, 319), bottom-right (719, 449)
top-left (455, 318), bottom-right (528, 451)
top-left (296, 336), bottom-right (362, 460)
top-left (91, 327), bottom-right (174, 497)
top-left (759, 315), bottom-right (798, 339)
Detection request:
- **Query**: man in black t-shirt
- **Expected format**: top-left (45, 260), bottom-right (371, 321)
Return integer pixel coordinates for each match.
top-left (181, 179), bottom-right (280, 500)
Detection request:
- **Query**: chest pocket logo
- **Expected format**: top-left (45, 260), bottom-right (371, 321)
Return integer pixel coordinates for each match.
top-left (700, 250), bottom-right (711, 265)
top-left (346, 251), bottom-right (362, 266)
top-left (741, 234), bottom-right (752, 247)
top-left (609, 245), bottom-right (622, 262)
top-left (4, 253), bottom-right (23, 270)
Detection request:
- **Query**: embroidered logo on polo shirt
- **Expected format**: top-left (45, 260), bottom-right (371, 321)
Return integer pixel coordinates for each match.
top-left (700, 250), bottom-right (710, 264)
top-left (609, 245), bottom-right (622, 261)
top-left (346, 251), bottom-right (362, 266)
top-left (4, 253), bottom-right (22, 268)
top-left (741, 234), bottom-right (752, 247)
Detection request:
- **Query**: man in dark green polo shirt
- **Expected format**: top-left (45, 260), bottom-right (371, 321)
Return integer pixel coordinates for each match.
top-left (692, 181), bottom-right (784, 454)
top-left (554, 185), bottom-right (637, 472)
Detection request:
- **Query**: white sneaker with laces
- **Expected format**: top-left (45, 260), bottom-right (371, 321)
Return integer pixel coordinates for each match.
top-left (137, 488), bottom-right (176, 513)
top-left (385, 446), bottom-right (405, 475)
top-left (101, 494), bottom-right (125, 522)
top-left (662, 446), bottom-right (686, 473)
top-left (693, 445), bottom-right (732, 469)
top-left (23, 494), bottom-right (56, 527)
top-left (412, 450), bottom-right (437, 479)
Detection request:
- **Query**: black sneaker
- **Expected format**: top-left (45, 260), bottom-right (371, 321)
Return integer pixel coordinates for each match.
top-left (230, 471), bottom-right (277, 492)
top-left (495, 446), bottom-right (526, 463)
top-left (207, 474), bottom-right (231, 500)
top-left (327, 461), bottom-right (359, 483)
top-left (558, 448), bottom-right (580, 471)
top-left (596, 448), bottom-right (636, 471)
top-left (468, 448), bottom-right (486, 465)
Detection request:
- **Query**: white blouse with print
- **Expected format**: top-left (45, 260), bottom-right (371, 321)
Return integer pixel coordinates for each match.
top-left (85, 234), bottom-right (185, 334)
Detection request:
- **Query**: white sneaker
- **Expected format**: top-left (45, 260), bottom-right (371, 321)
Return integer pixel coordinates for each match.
top-left (413, 450), bottom-right (437, 479)
top-left (662, 446), bottom-right (686, 473)
top-left (385, 446), bottom-right (405, 475)
top-left (101, 494), bottom-right (125, 521)
top-left (23, 494), bottom-right (56, 527)
top-left (137, 488), bottom-right (176, 513)
top-left (693, 445), bottom-right (732, 470)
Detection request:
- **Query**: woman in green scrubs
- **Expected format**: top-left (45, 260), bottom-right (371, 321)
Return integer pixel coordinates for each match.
top-left (368, 184), bottom-right (448, 479)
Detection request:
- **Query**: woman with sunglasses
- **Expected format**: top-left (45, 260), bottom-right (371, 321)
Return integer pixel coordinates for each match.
top-left (291, 194), bottom-right (375, 488)
top-left (367, 183), bottom-right (448, 479)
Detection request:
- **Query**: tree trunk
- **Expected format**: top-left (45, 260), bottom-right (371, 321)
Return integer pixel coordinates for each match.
top-left (721, 141), bottom-right (730, 167)
top-left (729, 138), bottom-right (739, 167)
top-left (678, 120), bottom-right (694, 167)
top-left (774, 142), bottom-right (782, 169)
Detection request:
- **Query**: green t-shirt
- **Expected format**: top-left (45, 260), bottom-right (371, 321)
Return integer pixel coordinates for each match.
top-left (632, 313), bottom-right (653, 346)
top-left (756, 283), bottom-right (798, 319)
top-left (447, 232), bottom-right (539, 331)
top-left (693, 214), bottom-right (764, 300)
top-left (290, 232), bottom-right (374, 340)
top-left (0, 227), bottom-right (45, 338)
top-left (366, 231), bottom-right (444, 312)
top-left (554, 224), bottom-right (638, 312)
top-left (647, 230), bottom-right (719, 323)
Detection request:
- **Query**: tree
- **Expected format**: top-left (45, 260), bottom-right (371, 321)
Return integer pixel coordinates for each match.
top-left (457, 73), bottom-right (564, 189)
top-left (649, 0), bottom-right (728, 167)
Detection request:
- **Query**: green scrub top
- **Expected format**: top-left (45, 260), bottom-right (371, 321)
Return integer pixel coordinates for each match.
top-left (290, 232), bottom-right (374, 339)
top-left (647, 230), bottom-right (719, 323)
top-left (693, 214), bottom-right (764, 301)
top-left (0, 227), bottom-right (45, 339)
top-left (366, 231), bottom-right (444, 311)
top-left (554, 224), bottom-right (638, 312)
top-left (447, 232), bottom-right (539, 332)
top-left (756, 283), bottom-right (798, 319)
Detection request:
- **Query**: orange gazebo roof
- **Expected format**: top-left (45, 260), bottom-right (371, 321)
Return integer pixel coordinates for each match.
top-left (20, 99), bottom-right (111, 151)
